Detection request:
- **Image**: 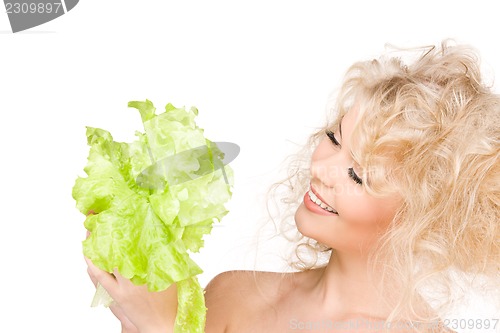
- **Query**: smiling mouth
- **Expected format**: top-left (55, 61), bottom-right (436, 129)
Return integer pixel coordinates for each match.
top-left (308, 190), bottom-right (338, 214)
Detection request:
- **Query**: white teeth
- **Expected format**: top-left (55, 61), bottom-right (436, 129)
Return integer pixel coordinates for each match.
top-left (308, 191), bottom-right (337, 214)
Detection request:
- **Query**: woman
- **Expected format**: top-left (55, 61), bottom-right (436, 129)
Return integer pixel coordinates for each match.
top-left (86, 41), bottom-right (499, 332)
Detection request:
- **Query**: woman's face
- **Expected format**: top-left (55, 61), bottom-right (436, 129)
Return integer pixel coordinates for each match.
top-left (295, 107), bottom-right (400, 254)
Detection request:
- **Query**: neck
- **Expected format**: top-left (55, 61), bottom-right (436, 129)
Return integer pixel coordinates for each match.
top-left (312, 250), bottom-right (392, 320)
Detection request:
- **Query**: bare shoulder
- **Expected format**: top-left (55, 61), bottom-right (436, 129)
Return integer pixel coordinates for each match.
top-left (204, 270), bottom-right (300, 332)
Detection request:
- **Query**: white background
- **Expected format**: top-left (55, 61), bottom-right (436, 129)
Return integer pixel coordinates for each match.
top-left (0, 1), bottom-right (498, 332)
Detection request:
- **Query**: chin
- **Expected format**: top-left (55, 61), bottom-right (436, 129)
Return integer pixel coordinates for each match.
top-left (294, 204), bottom-right (334, 245)
top-left (294, 204), bottom-right (308, 235)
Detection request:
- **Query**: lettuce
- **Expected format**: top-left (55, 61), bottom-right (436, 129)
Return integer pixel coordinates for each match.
top-left (72, 100), bottom-right (233, 333)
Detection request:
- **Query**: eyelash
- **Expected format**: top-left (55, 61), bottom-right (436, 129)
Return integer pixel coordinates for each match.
top-left (325, 130), bottom-right (340, 146)
top-left (348, 167), bottom-right (363, 185)
top-left (325, 130), bottom-right (363, 185)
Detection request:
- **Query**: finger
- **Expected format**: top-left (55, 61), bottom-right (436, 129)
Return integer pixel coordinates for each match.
top-left (87, 267), bottom-right (98, 287)
top-left (112, 268), bottom-right (131, 285)
top-left (84, 257), bottom-right (118, 296)
top-left (84, 211), bottom-right (93, 239)
top-left (108, 303), bottom-right (138, 331)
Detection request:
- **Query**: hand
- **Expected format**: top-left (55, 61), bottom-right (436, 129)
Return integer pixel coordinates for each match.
top-left (85, 257), bottom-right (178, 333)
top-left (86, 258), bottom-right (139, 333)
top-left (84, 213), bottom-right (141, 332)
top-left (84, 222), bottom-right (177, 333)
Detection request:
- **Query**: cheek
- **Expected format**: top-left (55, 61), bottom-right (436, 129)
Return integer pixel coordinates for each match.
top-left (331, 195), bottom-right (398, 249)
top-left (337, 194), bottom-right (398, 233)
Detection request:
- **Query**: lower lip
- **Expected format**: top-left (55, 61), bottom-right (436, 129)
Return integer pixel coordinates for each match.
top-left (303, 191), bottom-right (337, 216)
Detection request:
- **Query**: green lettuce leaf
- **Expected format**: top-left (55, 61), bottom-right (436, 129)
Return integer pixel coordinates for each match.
top-left (72, 100), bottom-right (233, 332)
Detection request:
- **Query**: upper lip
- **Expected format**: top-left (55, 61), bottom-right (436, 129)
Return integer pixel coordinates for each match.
top-left (310, 184), bottom-right (336, 211)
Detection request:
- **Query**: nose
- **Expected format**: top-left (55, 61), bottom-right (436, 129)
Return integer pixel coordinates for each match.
top-left (311, 159), bottom-right (341, 188)
top-left (310, 139), bottom-right (346, 188)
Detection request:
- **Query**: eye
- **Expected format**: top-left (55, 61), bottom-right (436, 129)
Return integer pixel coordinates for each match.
top-left (348, 167), bottom-right (363, 185)
top-left (325, 130), bottom-right (340, 146)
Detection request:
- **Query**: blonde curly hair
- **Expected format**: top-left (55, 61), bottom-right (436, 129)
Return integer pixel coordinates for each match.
top-left (272, 40), bottom-right (499, 328)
